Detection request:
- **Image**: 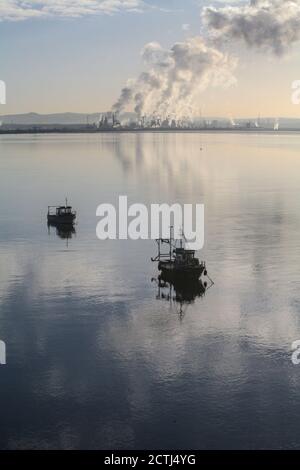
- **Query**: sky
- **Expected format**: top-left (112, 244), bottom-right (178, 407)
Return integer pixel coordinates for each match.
top-left (1, 0), bottom-right (300, 118)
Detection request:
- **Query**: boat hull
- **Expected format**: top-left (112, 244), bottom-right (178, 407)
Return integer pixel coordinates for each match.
top-left (47, 214), bottom-right (76, 224)
top-left (158, 261), bottom-right (205, 281)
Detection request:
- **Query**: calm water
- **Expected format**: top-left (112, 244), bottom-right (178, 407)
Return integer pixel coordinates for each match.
top-left (1, 132), bottom-right (300, 449)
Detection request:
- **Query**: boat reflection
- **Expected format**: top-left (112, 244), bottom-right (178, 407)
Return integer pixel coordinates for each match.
top-left (152, 273), bottom-right (210, 319)
top-left (47, 222), bottom-right (76, 244)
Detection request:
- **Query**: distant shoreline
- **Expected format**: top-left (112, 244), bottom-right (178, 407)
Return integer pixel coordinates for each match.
top-left (1, 127), bottom-right (300, 135)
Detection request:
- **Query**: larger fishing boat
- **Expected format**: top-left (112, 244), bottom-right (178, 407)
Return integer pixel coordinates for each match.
top-left (151, 227), bottom-right (206, 282)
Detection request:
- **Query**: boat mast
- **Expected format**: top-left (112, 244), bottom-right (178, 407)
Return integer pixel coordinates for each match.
top-left (151, 225), bottom-right (175, 262)
top-left (180, 227), bottom-right (187, 249)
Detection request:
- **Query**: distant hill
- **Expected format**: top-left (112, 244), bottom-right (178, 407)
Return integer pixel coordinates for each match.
top-left (0, 112), bottom-right (136, 125)
top-left (0, 112), bottom-right (99, 125)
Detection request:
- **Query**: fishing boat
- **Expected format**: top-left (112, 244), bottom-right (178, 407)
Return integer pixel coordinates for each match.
top-left (47, 199), bottom-right (76, 225)
top-left (151, 227), bottom-right (207, 282)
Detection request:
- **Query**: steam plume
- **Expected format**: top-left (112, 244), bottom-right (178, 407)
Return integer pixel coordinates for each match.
top-left (203, 0), bottom-right (300, 56)
top-left (112, 37), bottom-right (237, 117)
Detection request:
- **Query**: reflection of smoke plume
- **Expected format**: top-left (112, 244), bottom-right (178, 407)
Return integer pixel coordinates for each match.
top-left (112, 37), bottom-right (237, 117)
top-left (203, 0), bottom-right (300, 56)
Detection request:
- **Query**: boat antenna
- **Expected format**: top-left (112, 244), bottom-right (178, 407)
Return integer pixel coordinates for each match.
top-left (65, 197), bottom-right (68, 208)
top-left (180, 227), bottom-right (187, 248)
top-left (170, 225), bottom-right (173, 260)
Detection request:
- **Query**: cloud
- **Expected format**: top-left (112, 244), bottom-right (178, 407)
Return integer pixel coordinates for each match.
top-left (0, 0), bottom-right (144, 21)
top-left (202, 0), bottom-right (300, 56)
top-left (182, 23), bottom-right (190, 31)
top-left (113, 36), bottom-right (237, 118)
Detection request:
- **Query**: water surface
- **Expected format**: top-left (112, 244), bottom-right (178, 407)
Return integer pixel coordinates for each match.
top-left (1, 132), bottom-right (300, 449)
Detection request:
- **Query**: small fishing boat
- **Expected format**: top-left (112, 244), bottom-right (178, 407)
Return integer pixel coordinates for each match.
top-left (151, 227), bottom-right (207, 282)
top-left (47, 199), bottom-right (76, 225)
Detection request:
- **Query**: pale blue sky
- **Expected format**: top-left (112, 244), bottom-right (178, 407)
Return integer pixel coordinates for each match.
top-left (1, 0), bottom-right (300, 117)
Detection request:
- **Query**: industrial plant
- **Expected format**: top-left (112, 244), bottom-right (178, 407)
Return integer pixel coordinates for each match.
top-left (95, 112), bottom-right (281, 131)
top-left (0, 112), bottom-right (290, 134)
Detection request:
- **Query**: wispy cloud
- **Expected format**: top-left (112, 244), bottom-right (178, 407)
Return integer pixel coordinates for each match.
top-left (0, 0), bottom-right (145, 22)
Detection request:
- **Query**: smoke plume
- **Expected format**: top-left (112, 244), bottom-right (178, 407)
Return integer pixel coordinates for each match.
top-left (202, 0), bottom-right (300, 56)
top-left (112, 37), bottom-right (237, 118)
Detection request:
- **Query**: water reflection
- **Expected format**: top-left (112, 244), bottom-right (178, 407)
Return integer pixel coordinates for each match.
top-left (47, 222), bottom-right (76, 243)
top-left (152, 275), bottom-right (208, 319)
top-left (111, 133), bottom-right (208, 197)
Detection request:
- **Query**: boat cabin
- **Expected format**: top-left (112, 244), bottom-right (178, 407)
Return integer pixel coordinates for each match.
top-left (48, 205), bottom-right (74, 217)
top-left (174, 248), bottom-right (197, 265)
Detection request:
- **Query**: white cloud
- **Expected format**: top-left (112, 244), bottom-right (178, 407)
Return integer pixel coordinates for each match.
top-left (0, 0), bottom-right (144, 21)
top-left (182, 23), bottom-right (190, 31)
